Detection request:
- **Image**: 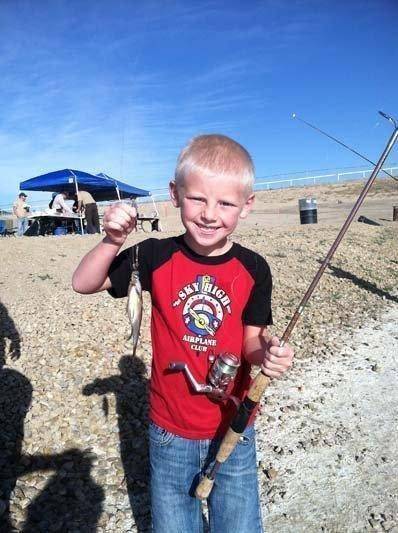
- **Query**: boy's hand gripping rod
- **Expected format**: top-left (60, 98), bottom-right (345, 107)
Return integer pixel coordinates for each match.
top-left (195, 111), bottom-right (398, 500)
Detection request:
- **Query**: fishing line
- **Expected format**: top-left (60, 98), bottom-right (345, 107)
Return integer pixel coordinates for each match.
top-left (292, 113), bottom-right (398, 182)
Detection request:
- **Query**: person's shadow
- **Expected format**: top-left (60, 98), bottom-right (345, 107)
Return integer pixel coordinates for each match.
top-left (0, 300), bottom-right (32, 532)
top-left (326, 263), bottom-right (398, 303)
top-left (83, 355), bottom-right (151, 532)
top-left (21, 448), bottom-right (104, 532)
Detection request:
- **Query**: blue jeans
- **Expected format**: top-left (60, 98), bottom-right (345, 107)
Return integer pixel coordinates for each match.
top-left (17, 217), bottom-right (28, 236)
top-left (149, 422), bottom-right (263, 533)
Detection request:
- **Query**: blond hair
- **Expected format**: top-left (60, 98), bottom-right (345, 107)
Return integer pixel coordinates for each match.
top-left (175, 134), bottom-right (255, 194)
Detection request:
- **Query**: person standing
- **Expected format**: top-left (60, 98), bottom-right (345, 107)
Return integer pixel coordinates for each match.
top-left (72, 134), bottom-right (294, 532)
top-left (77, 190), bottom-right (100, 234)
top-left (13, 192), bottom-right (29, 236)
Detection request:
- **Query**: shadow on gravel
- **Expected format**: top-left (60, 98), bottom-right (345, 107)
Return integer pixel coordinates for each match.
top-left (326, 264), bottom-right (398, 303)
top-left (0, 301), bottom-right (104, 532)
top-left (83, 354), bottom-right (151, 532)
top-left (21, 449), bottom-right (104, 532)
top-left (0, 300), bottom-right (32, 532)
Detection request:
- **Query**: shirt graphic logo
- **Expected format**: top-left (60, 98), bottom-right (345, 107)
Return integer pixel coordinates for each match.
top-left (172, 274), bottom-right (232, 352)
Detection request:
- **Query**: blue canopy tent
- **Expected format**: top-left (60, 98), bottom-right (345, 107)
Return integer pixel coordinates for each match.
top-left (20, 169), bottom-right (150, 202)
top-left (20, 169), bottom-right (151, 235)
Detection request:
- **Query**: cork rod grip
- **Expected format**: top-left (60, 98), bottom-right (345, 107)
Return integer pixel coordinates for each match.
top-left (195, 428), bottom-right (241, 499)
top-left (247, 371), bottom-right (271, 403)
top-left (195, 476), bottom-right (214, 500)
top-left (195, 372), bottom-right (272, 500)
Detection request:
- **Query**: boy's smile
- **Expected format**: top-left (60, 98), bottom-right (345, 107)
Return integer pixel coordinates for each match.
top-left (170, 172), bottom-right (254, 256)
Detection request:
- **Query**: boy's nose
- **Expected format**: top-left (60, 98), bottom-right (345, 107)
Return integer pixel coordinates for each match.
top-left (202, 204), bottom-right (217, 222)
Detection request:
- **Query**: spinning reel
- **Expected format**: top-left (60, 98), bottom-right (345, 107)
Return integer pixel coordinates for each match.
top-left (169, 352), bottom-right (241, 406)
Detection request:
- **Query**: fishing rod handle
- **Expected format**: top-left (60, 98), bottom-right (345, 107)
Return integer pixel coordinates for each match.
top-left (195, 372), bottom-right (271, 499)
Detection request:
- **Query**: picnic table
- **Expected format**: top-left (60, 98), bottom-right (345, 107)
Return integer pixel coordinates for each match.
top-left (24, 213), bottom-right (81, 236)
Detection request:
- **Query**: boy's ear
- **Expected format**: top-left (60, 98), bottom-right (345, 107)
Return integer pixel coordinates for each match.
top-left (239, 193), bottom-right (255, 219)
top-left (169, 180), bottom-right (180, 207)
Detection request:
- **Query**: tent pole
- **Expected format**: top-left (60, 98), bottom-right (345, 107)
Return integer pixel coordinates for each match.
top-left (71, 171), bottom-right (84, 235)
top-left (116, 184), bottom-right (121, 201)
top-left (151, 194), bottom-right (162, 231)
top-left (151, 194), bottom-right (159, 216)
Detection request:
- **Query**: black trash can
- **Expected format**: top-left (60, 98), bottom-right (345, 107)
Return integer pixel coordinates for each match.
top-left (299, 197), bottom-right (317, 224)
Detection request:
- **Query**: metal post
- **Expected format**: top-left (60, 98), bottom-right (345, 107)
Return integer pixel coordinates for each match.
top-left (115, 185), bottom-right (121, 201)
top-left (70, 171), bottom-right (84, 236)
top-left (150, 194), bottom-right (162, 231)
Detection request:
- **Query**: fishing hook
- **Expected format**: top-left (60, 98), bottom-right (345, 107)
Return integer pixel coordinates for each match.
top-left (292, 112), bottom-right (398, 183)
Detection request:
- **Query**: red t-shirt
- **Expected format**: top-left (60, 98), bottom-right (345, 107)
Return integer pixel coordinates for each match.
top-left (108, 235), bottom-right (272, 439)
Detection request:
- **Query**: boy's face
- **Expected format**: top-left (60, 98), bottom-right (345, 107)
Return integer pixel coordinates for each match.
top-left (169, 171), bottom-right (254, 255)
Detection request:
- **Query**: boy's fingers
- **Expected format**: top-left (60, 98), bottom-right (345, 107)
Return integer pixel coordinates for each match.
top-left (106, 221), bottom-right (125, 232)
top-left (105, 204), bottom-right (136, 222)
top-left (117, 204), bottom-right (136, 218)
top-left (265, 352), bottom-right (293, 365)
top-left (270, 336), bottom-right (280, 347)
top-left (106, 206), bottom-right (131, 220)
top-left (105, 209), bottom-right (134, 228)
top-left (260, 365), bottom-right (283, 379)
top-left (112, 214), bottom-right (132, 227)
top-left (262, 360), bottom-right (287, 372)
top-left (269, 346), bottom-right (286, 357)
top-left (269, 342), bottom-right (293, 358)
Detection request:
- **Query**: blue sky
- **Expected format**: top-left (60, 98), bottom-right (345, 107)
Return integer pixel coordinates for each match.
top-left (1, 0), bottom-right (397, 206)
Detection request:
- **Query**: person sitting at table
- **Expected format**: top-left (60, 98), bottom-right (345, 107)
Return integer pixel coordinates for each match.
top-left (76, 190), bottom-right (100, 234)
top-left (52, 192), bottom-right (73, 215)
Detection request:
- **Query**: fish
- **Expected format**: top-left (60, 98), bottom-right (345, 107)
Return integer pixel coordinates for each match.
top-left (126, 246), bottom-right (142, 354)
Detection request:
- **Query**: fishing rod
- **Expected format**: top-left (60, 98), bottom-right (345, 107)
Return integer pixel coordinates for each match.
top-left (292, 112), bottom-right (398, 182)
top-left (195, 111), bottom-right (398, 500)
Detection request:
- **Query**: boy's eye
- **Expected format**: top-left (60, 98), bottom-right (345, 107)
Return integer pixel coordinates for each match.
top-left (188, 196), bottom-right (205, 203)
top-left (220, 201), bottom-right (236, 207)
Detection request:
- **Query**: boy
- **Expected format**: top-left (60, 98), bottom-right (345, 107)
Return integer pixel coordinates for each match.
top-left (72, 134), bottom-right (294, 533)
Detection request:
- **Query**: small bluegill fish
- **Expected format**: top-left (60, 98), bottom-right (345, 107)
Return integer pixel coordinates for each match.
top-left (126, 246), bottom-right (142, 354)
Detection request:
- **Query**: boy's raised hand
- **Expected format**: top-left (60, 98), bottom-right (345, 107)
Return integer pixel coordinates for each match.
top-left (261, 336), bottom-right (294, 378)
top-left (103, 203), bottom-right (137, 246)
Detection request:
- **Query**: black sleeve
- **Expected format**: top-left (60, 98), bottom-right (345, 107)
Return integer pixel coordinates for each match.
top-left (107, 238), bottom-right (154, 298)
top-left (242, 254), bottom-right (273, 326)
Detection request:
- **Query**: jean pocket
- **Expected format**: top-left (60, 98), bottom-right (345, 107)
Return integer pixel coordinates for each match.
top-left (149, 422), bottom-right (176, 447)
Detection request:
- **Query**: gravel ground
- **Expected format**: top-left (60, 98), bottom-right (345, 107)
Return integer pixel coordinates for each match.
top-left (0, 182), bottom-right (397, 532)
top-left (258, 306), bottom-right (398, 533)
